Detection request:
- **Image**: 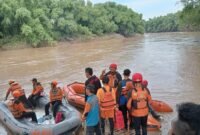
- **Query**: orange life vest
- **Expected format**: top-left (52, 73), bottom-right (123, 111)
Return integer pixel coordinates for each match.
top-left (50, 87), bottom-right (63, 102)
top-left (107, 74), bottom-right (118, 88)
top-left (7, 100), bottom-right (24, 118)
top-left (131, 88), bottom-right (149, 117)
top-left (100, 87), bottom-right (116, 111)
top-left (32, 85), bottom-right (44, 95)
top-left (10, 82), bottom-right (25, 96)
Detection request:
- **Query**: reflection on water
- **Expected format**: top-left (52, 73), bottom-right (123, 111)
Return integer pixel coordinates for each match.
top-left (0, 32), bottom-right (200, 134)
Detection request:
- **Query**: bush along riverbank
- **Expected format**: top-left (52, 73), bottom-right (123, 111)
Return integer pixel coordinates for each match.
top-left (145, 0), bottom-right (200, 33)
top-left (0, 0), bottom-right (144, 48)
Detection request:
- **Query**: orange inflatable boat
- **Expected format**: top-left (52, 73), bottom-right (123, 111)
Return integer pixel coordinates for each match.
top-left (64, 82), bottom-right (161, 131)
top-left (64, 82), bottom-right (85, 109)
top-left (150, 100), bottom-right (173, 112)
top-left (147, 115), bottom-right (161, 131)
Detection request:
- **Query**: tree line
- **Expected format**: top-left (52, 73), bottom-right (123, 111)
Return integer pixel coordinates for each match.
top-left (145, 0), bottom-right (200, 33)
top-left (0, 0), bottom-right (144, 47)
top-left (0, 0), bottom-right (199, 47)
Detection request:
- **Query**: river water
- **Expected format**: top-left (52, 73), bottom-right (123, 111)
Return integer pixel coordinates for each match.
top-left (0, 32), bottom-right (200, 134)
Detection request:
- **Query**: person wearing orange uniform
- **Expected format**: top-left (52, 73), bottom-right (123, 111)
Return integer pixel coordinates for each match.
top-left (100, 63), bottom-right (122, 88)
top-left (97, 76), bottom-right (117, 135)
top-left (127, 73), bottom-right (151, 135)
top-left (5, 80), bottom-right (33, 109)
top-left (7, 91), bottom-right (38, 123)
top-left (45, 80), bottom-right (63, 118)
top-left (28, 78), bottom-right (44, 107)
top-left (5, 80), bottom-right (23, 100)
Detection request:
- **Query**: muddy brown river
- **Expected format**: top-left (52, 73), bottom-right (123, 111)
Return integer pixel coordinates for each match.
top-left (0, 32), bottom-right (200, 134)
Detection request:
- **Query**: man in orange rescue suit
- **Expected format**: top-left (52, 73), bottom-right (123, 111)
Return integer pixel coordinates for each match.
top-left (44, 80), bottom-right (63, 119)
top-left (5, 80), bottom-right (33, 108)
top-left (7, 91), bottom-right (38, 123)
top-left (97, 76), bottom-right (117, 135)
top-left (127, 73), bottom-right (151, 135)
top-left (28, 78), bottom-right (44, 107)
top-left (100, 63), bottom-right (122, 88)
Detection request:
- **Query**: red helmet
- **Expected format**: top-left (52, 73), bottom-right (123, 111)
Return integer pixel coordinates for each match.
top-left (51, 80), bottom-right (58, 86)
top-left (142, 80), bottom-right (148, 87)
top-left (109, 63), bottom-right (117, 69)
top-left (13, 91), bottom-right (20, 98)
top-left (132, 73), bottom-right (143, 82)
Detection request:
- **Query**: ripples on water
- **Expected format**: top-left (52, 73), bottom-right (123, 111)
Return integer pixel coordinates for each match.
top-left (0, 32), bottom-right (200, 134)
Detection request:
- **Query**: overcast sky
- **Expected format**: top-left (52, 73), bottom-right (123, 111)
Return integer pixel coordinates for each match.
top-left (91, 0), bottom-right (183, 20)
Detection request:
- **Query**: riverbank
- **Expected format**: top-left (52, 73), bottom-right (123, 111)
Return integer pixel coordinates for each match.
top-left (0, 34), bottom-right (142, 51)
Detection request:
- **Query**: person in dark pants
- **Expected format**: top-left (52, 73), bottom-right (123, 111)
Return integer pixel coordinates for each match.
top-left (28, 78), bottom-right (44, 107)
top-left (101, 118), bottom-right (114, 135)
top-left (8, 91), bottom-right (38, 123)
top-left (82, 84), bottom-right (101, 135)
top-left (127, 73), bottom-right (151, 135)
top-left (133, 116), bottom-right (148, 134)
top-left (116, 69), bottom-right (132, 129)
top-left (97, 76), bottom-right (116, 135)
top-left (85, 67), bottom-right (101, 101)
top-left (28, 82), bottom-right (43, 107)
top-left (44, 80), bottom-right (63, 118)
top-left (45, 101), bottom-right (62, 118)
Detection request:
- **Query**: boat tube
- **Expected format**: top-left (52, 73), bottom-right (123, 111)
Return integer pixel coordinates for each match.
top-left (150, 100), bottom-right (173, 112)
top-left (0, 95), bottom-right (81, 135)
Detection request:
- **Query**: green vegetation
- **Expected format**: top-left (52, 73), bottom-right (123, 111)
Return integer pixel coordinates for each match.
top-left (0, 0), bottom-right (144, 47)
top-left (145, 0), bottom-right (200, 33)
top-left (1, 0), bottom-right (199, 47)
top-left (145, 13), bottom-right (180, 33)
top-left (179, 0), bottom-right (200, 31)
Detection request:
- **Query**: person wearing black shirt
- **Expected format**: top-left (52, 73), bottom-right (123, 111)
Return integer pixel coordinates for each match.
top-left (116, 69), bottom-right (132, 129)
top-left (85, 67), bottom-right (101, 101)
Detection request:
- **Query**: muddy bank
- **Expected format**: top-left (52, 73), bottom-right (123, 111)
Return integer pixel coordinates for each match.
top-left (0, 34), bottom-right (142, 51)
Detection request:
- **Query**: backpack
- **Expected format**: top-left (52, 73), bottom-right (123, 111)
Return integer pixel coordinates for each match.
top-left (121, 80), bottom-right (126, 88)
top-left (119, 95), bottom-right (127, 106)
top-left (100, 87), bottom-right (116, 111)
top-left (114, 110), bottom-right (125, 130)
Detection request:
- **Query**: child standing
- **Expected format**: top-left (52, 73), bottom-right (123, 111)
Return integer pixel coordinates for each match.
top-left (82, 84), bottom-right (101, 135)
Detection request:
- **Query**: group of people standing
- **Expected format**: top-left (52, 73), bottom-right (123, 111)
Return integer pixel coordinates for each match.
top-left (3, 63), bottom-right (200, 135)
top-left (5, 78), bottom-right (64, 123)
top-left (82, 63), bottom-right (159, 135)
